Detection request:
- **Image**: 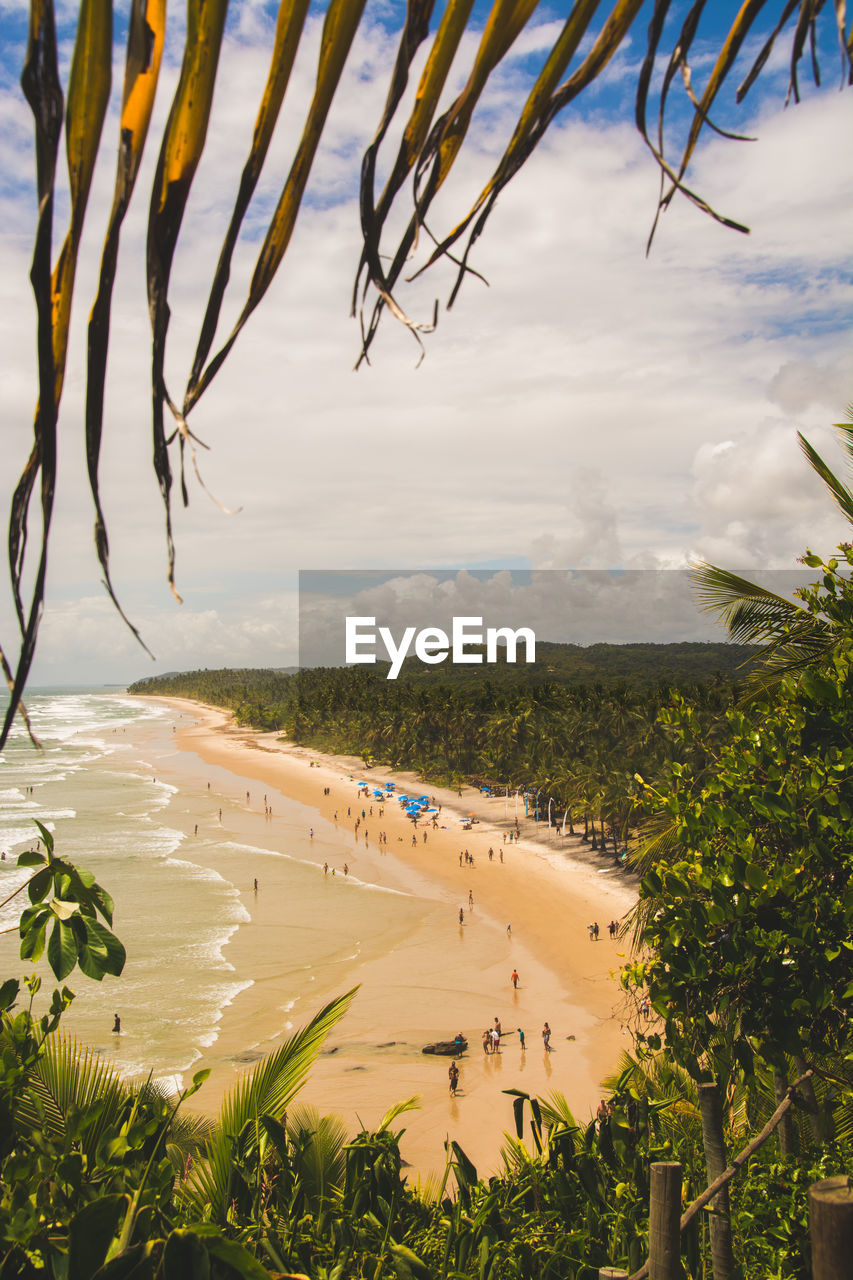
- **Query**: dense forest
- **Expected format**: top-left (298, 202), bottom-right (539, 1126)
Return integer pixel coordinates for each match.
top-left (128, 642), bottom-right (755, 858)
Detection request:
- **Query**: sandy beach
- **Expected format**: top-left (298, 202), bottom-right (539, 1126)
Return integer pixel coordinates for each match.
top-left (141, 695), bottom-right (638, 1181)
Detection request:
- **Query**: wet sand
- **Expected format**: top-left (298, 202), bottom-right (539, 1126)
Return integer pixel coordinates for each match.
top-left (144, 696), bottom-right (638, 1181)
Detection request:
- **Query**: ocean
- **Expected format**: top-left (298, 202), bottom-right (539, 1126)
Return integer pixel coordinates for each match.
top-left (0, 689), bottom-right (430, 1092)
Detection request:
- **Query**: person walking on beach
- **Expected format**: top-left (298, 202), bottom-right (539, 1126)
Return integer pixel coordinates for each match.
top-left (482, 1030), bottom-right (491, 1054)
top-left (459, 907), bottom-right (465, 925)
top-left (448, 1062), bottom-right (459, 1096)
top-left (253, 879), bottom-right (258, 892)
top-left (517, 1027), bottom-right (525, 1051)
top-left (511, 969), bottom-right (519, 989)
top-left (343, 863), bottom-right (349, 876)
top-left (493, 1017), bottom-right (502, 1042)
top-left (309, 828), bottom-right (314, 839)
top-left (323, 862), bottom-right (328, 875)
top-left (468, 889), bottom-right (474, 908)
top-left (112, 1014), bottom-right (121, 1034)
top-left (593, 921), bottom-right (600, 940)
top-left (542, 1022), bottom-right (551, 1051)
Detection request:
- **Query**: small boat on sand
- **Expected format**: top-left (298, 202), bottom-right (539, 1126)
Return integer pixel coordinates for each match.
top-left (422, 1037), bottom-right (467, 1056)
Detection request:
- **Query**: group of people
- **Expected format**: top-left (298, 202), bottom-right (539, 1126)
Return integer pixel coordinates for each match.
top-left (476, 1018), bottom-right (551, 1054)
top-left (589, 920), bottom-right (620, 940)
top-left (482, 1018), bottom-right (504, 1053)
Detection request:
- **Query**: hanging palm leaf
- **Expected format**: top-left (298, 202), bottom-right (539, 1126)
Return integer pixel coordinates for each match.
top-left (86, 0), bottom-right (167, 657)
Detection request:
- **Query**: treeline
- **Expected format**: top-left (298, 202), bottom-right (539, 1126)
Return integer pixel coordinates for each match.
top-left (129, 656), bottom-right (745, 856)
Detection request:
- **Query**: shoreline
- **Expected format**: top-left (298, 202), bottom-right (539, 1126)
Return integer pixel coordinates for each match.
top-left (140, 694), bottom-right (639, 1179)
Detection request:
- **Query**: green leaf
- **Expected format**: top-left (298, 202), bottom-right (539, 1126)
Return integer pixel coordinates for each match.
top-left (51, 897), bottom-right (81, 920)
top-left (388, 1243), bottom-right (431, 1280)
top-left (204, 1236), bottom-right (276, 1278)
top-left (34, 821), bottom-right (55, 857)
top-left (17, 849), bottom-right (47, 868)
top-left (48, 918), bottom-right (78, 981)
top-left (0, 978), bottom-right (20, 1010)
top-left (27, 866), bottom-right (52, 903)
top-left (76, 916), bottom-right (127, 979)
top-left (161, 1229), bottom-right (209, 1280)
top-left (20, 911), bottom-right (49, 962)
top-left (68, 1194), bottom-right (129, 1280)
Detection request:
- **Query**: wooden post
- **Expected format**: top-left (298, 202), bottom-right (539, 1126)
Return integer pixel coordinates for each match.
top-left (649, 1162), bottom-right (682, 1280)
top-left (698, 1082), bottom-right (734, 1280)
top-left (809, 1176), bottom-right (853, 1280)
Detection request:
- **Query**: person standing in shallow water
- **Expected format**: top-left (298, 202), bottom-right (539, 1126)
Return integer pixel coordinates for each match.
top-left (112, 1014), bottom-right (121, 1034)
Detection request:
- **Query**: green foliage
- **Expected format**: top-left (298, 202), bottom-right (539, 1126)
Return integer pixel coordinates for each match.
top-left (14, 822), bottom-right (126, 983)
top-left (128, 651), bottom-right (749, 863)
top-left (626, 550), bottom-right (853, 1081)
top-left (178, 989), bottom-right (357, 1225)
top-left (730, 1148), bottom-right (850, 1280)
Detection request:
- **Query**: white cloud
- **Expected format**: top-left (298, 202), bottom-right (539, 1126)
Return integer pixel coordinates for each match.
top-left (1, 9), bottom-right (850, 683)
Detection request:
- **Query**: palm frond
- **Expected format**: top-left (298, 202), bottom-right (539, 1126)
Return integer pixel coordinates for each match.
top-left (691, 564), bottom-right (806, 645)
top-left (537, 1090), bottom-right (580, 1131)
top-left (798, 429), bottom-right (853, 526)
top-left (377, 1095), bottom-right (421, 1132)
top-left (14, 1031), bottom-right (129, 1159)
top-left (498, 1131), bottom-right (538, 1174)
top-left (287, 1104), bottom-right (350, 1210)
top-left (180, 987), bottom-right (356, 1222)
top-left (410, 1167), bottom-right (449, 1206)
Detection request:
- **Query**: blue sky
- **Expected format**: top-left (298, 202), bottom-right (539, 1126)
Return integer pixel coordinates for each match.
top-left (0, 1), bottom-right (851, 683)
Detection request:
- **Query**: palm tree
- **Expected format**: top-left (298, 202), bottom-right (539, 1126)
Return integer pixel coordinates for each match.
top-left (3, 3), bottom-right (851, 745)
top-left (691, 412), bottom-right (853, 681)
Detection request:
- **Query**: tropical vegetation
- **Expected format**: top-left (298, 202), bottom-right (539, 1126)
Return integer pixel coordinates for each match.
top-left (129, 642), bottom-right (755, 858)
